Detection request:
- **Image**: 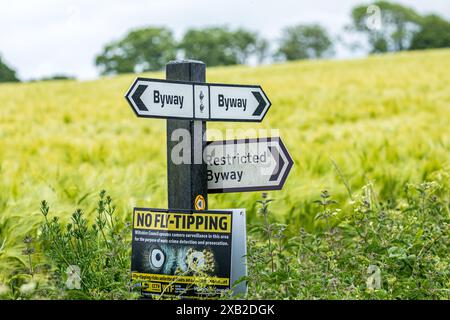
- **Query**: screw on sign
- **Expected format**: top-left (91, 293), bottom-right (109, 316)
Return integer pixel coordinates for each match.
top-left (199, 90), bottom-right (205, 113)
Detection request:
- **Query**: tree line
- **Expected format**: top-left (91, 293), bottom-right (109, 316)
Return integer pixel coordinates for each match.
top-left (1, 1), bottom-right (450, 82)
top-left (94, 1), bottom-right (450, 75)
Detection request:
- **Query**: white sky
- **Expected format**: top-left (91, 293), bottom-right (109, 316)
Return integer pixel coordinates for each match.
top-left (0, 0), bottom-right (449, 80)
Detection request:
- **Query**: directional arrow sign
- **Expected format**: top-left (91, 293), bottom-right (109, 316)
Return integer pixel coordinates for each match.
top-left (125, 77), bottom-right (271, 122)
top-left (206, 137), bottom-right (293, 193)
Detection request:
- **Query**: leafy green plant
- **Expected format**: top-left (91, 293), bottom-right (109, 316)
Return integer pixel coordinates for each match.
top-left (244, 177), bottom-right (449, 300)
top-left (37, 191), bottom-right (137, 299)
top-left (1, 173), bottom-right (448, 300)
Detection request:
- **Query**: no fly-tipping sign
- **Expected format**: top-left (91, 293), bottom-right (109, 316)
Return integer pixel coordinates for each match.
top-left (125, 78), bottom-right (271, 122)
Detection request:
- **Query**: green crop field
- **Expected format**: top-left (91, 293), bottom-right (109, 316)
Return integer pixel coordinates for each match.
top-left (0, 49), bottom-right (449, 299)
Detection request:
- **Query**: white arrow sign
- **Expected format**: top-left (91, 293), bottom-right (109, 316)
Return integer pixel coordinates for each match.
top-left (206, 137), bottom-right (293, 193)
top-left (125, 78), bottom-right (271, 122)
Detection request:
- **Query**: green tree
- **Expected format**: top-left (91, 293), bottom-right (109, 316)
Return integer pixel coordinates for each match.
top-left (410, 14), bottom-right (450, 50)
top-left (179, 26), bottom-right (266, 66)
top-left (233, 28), bottom-right (269, 64)
top-left (276, 24), bottom-right (333, 61)
top-left (0, 55), bottom-right (19, 83)
top-left (95, 27), bottom-right (177, 75)
top-left (349, 1), bottom-right (421, 53)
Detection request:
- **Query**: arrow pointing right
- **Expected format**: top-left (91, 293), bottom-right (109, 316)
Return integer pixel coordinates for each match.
top-left (268, 145), bottom-right (285, 182)
top-left (252, 91), bottom-right (267, 116)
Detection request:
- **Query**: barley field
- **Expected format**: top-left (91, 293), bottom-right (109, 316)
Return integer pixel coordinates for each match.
top-left (0, 49), bottom-right (449, 279)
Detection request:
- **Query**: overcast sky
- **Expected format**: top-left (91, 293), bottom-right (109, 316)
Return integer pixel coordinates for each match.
top-left (0, 0), bottom-right (449, 80)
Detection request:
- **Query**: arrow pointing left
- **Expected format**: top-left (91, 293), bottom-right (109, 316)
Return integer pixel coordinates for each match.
top-left (125, 78), bottom-right (194, 119)
top-left (132, 85), bottom-right (149, 111)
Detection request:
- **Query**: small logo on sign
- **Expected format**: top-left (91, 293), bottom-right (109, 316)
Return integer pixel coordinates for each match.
top-left (199, 91), bottom-right (205, 113)
top-left (194, 195), bottom-right (206, 210)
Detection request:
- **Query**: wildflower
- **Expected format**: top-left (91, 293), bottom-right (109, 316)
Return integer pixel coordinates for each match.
top-left (0, 283), bottom-right (10, 296)
top-left (387, 276), bottom-right (397, 286)
top-left (23, 235), bottom-right (33, 244)
top-left (22, 247), bottom-right (35, 255)
top-left (19, 281), bottom-right (37, 295)
top-left (366, 265), bottom-right (381, 290)
top-left (332, 208), bottom-right (341, 216)
top-left (328, 277), bottom-right (339, 288)
top-left (66, 265), bottom-right (81, 290)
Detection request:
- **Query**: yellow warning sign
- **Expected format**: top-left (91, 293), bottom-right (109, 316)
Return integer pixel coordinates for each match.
top-left (131, 208), bottom-right (233, 298)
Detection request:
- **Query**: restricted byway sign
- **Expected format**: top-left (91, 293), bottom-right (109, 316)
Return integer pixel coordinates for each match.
top-left (206, 137), bottom-right (293, 193)
top-left (125, 77), bottom-right (271, 122)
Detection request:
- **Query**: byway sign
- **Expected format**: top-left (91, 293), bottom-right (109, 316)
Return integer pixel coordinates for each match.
top-left (125, 78), bottom-right (271, 122)
top-left (206, 137), bottom-right (293, 193)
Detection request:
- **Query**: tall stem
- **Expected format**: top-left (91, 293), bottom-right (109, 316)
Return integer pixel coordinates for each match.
top-left (263, 204), bottom-right (274, 273)
top-left (28, 253), bottom-right (33, 275)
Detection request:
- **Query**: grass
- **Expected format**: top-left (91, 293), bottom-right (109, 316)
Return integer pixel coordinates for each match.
top-left (0, 49), bottom-right (449, 297)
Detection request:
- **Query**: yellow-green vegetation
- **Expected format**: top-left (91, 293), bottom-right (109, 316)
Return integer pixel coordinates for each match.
top-left (0, 49), bottom-right (449, 295)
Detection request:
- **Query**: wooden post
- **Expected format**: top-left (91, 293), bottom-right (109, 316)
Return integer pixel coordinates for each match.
top-left (166, 60), bottom-right (208, 210)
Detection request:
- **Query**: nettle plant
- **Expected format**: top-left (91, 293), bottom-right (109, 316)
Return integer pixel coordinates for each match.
top-left (245, 177), bottom-right (449, 300)
top-left (38, 191), bottom-right (137, 299)
top-left (4, 191), bottom-right (137, 300)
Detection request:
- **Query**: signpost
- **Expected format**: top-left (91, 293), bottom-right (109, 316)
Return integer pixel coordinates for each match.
top-left (165, 61), bottom-right (208, 211)
top-left (206, 137), bottom-right (293, 194)
top-left (125, 59), bottom-right (292, 298)
top-left (125, 77), bottom-right (271, 122)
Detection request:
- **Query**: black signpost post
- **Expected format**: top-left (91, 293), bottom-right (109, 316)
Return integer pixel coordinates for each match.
top-left (166, 60), bottom-right (208, 210)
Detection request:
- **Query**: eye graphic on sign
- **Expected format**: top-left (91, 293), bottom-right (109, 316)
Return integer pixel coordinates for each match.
top-left (184, 248), bottom-right (216, 273)
top-left (145, 244), bottom-right (177, 274)
top-left (186, 250), bottom-right (205, 271)
top-left (150, 248), bottom-right (165, 269)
